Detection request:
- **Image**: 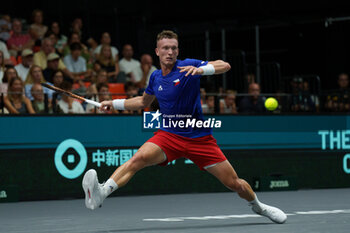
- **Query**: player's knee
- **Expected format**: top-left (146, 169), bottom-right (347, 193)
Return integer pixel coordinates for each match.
top-left (127, 151), bottom-right (149, 171)
top-left (226, 178), bottom-right (245, 193)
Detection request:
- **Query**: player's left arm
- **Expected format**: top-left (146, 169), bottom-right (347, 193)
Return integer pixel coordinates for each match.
top-left (178, 60), bottom-right (231, 77)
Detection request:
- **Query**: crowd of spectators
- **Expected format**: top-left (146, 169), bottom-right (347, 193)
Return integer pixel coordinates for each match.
top-left (0, 11), bottom-right (157, 114)
top-left (0, 10), bottom-right (348, 115)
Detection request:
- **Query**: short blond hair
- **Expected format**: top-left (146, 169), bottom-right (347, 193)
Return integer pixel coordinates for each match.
top-left (156, 30), bottom-right (178, 43)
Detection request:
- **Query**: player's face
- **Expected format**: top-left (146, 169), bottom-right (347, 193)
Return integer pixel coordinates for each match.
top-left (156, 38), bottom-right (179, 66)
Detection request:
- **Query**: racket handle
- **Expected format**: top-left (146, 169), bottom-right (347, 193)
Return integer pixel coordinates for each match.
top-left (85, 99), bottom-right (101, 108)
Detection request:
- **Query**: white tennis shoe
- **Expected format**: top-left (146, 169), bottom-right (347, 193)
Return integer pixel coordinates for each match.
top-left (82, 169), bottom-right (106, 210)
top-left (251, 203), bottom-right (287, 224)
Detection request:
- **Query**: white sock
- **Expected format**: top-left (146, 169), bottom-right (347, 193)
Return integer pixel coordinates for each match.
top-left (103, 178), bottom-right (118, 198)
top-left (249, 194), bottom-right (264, 211)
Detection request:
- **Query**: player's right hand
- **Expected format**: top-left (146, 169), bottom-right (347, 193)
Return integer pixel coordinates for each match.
top-left (178, 66), bottom-right (203, 76)
top-left (100, 100), bottom-right (113, 112)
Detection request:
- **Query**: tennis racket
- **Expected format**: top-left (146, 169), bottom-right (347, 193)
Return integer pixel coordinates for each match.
top-left (41, 83), bottom-right (101, 108)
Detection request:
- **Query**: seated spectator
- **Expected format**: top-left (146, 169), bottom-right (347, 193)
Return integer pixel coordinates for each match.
top-left (239, 83), bottom-right (266, 113)
top-left (33, 38), bottom-right (74, 80)
top-left (93, 32), bottom-right (119, 61)
top-left (31, 83), bottom-right (52, 113)
top-left (33, 38), bottom-right (55, 68)
top-left (29, 9), bottom-right (48, 42)
top-left (91, 61), bottom-right (102, 78)
top-left (0, 67), bottom-right (19, 95)
top-left (42, 53), bottom-right (73, 86)
top-left (57, 81), bottom-right (84, 114)
top-left (119, 44), bottom-right (141, 82)
top-left (86, 83), bottom-right (115, 114)
top-left (202, 95), bottom-right (215, 114)
top-left (136, 54), bottom-right (157, 88)
top-left (50, 21), bottom-right (67, 54)
top-left (15, 49), bottom-right (33, 82)
top-left (125, 81), bottom-right (139, 98)
top-left (123, 81), bottom-right (141, 114)
top-left (201, 88), bottom-right (216, 113)
top-left (44, 30), bottom-right (61, 56)
top-left (62, 32), bottom-right (90, 64)
top-left (338, 72), bottom-right (348, 87)
top-left (24, 65), bottom-right (53, 100)
top-left (50, 69), bottom-right (64, 88)
top-left (325, 73), bottom-right (350, 112)
top-left (3, 77), bottom-right (35, 114)
top-left (96, 45), bottom-right (118, 79)
top-left (87, 37), bottom-right (98, 56)
top-left (220, 90), bottom-right (238, 114)
top-left (42, 52), bottom-right (60, 82)
top-left (63, 42), bottom-right (89, 79)
top-left (70, 18), bottom-right (83, 40)
top-left (289, 77), bottom-right (316, 112)
top-left (61, 43), bottom-right (88, 96)
top-left (0, 14), bottom-right (11, 42)
top-left (7, 18), bottom-right (34, 57)
top-left (49, 70), bottom-right (65, 108)
top-left (338, 72), bottom-right (349, 90)
top-left (86, 69), bottom-right (108, 98)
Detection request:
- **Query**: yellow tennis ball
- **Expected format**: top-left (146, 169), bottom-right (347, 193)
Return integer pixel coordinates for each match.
top-left (265, 97), bottom-right (278, 111)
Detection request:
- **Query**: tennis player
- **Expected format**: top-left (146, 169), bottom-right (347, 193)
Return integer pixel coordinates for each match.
top-left (82, 30), bottom-right (287, 224)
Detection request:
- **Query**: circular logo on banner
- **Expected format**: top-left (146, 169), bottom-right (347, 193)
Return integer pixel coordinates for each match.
top-left (54, 139), bottom-right (87, 179)
top-left (343, 154), bottom-right (350, 174)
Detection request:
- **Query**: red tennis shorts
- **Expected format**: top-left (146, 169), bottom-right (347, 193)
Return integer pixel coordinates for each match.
top-left (146, 130), bottom-right (227, 170)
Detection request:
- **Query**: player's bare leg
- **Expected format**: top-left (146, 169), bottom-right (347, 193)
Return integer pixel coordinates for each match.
top-left (82, 142), bottom-right (166, 210)
top-left (206, 160), bottom-right (287, 224)
top-left (206, 160), bottom-right (255, 201)
top-left (109, 142), bottom-right (166, 187)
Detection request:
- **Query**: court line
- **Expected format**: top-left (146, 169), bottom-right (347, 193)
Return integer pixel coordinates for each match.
top-left (143, 209), bottom-right (350, 222)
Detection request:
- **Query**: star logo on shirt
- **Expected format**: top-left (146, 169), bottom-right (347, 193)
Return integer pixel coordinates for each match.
top-left (158, 85), bottom-right (163, 91)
